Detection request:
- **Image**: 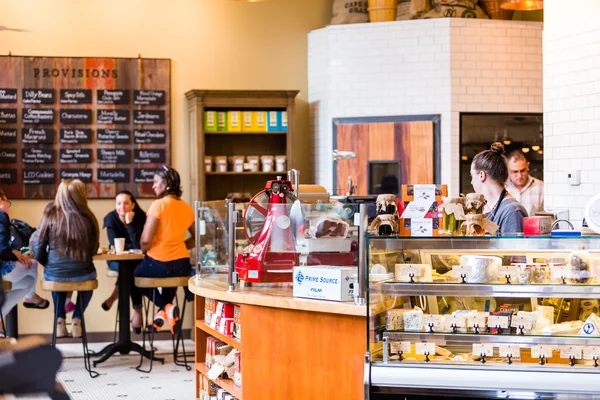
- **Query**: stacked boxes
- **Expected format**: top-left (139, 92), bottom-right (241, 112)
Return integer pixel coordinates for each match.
top-left (233, 305), bottom-right (241, 339)
top-left (399, 184), bottom-right (447, 237)
top-left (204, 110), bottom-right (287, 132)
top-left (205, 299), bottom-right (235, 337)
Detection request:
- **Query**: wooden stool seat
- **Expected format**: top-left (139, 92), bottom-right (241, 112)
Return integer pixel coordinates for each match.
top-left (134, 276), bottom-right (189, 289)
top-left (107, 270), bottom-right (119, 278)
top-left (2, 281), bottom-right (11, 291)
top-left (41, 279), bottom-right (98, 292)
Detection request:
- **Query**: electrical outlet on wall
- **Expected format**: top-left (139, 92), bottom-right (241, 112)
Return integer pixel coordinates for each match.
top-left (567, 170), bottom-right (581, 186)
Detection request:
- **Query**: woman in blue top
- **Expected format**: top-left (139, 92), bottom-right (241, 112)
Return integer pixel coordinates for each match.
top-left (470, 142), bottom-right (528, 234)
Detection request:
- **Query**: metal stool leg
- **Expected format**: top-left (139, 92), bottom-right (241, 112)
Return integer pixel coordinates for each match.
top-left (113, 307), bottom-right (119, 344)
top-left (136, 295), bottom-right (150, 370)
top-left (137, 289), bottom-right (162, 373)
top-left (51, 294), bottom-right (59, 347)
top-left (77, 292), bottom-right (99, 378)
top-left (172, 288), bottom-right (190, 370)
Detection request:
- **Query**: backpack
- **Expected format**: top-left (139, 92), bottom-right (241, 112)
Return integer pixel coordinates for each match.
top-left (9, 219), bottom-right (36, 251)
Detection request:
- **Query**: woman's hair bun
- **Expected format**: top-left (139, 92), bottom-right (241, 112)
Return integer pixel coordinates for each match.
top-left (490, 142), bottom-right (505, 155)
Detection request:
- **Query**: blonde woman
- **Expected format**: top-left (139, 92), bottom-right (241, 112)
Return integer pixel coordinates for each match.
top-left (31, 179), bottom-right (99, 338)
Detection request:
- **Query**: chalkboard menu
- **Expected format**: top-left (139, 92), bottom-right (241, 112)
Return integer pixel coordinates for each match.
top-left (0, 56), bottom-right (171, 199)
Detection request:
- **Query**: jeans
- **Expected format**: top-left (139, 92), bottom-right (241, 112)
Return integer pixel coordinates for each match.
top-left (108, 260), bottom-right (143, 310)
top-left (44, 271), bottom-right (96, 320)
top-left (134, 257), bottom-right (191, 310)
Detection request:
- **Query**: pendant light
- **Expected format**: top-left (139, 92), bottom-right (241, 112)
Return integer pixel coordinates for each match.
top-left (500, 0), bottom-right (543, 11)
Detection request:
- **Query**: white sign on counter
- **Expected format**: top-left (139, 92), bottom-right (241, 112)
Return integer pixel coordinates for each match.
top-left (391, 341), bottom-right (412, 354)
top-left (560, 346), bottom-right (583, 359)
top-left (583, 346), bottom-right (600, 360)
top-left (472, 344), bottom-right (494, 357)
top-left (423, 314), bottom-right (443, 331)
top-left (451, 265), bottom-right (471, 279)
top-left (497, 265), bottom-right (518, 281)
top-left (293, 266), bottom-right (357, 302)
top-left (446, 315), bottom-right (466, 328)
top-left (511, 315), bottom-right (533, 330)
top-left (488, 316), bottom-right (510, 329)
top-left (499, 344), bottom-right (521, 358)
top-left (415, 342), bottom-right (435, 355)
top-left (398, 264), bottom-right (422, 279)
top-left (531, 345), bottom-right (554, 359)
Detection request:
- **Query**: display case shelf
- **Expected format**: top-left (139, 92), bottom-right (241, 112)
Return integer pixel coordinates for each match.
top-left (383, 331), bottom-right (600, 346)
top-left (197, 363), bottom-right (243, 399)
top-left (195, 321), bottom-right (242, 351)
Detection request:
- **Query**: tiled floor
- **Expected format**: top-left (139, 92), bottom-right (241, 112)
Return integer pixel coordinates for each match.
top-left (8, 340), bottom-right (195, 400)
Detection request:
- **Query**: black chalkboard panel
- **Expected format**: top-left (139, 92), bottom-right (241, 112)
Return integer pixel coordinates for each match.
top-left (60, 128), bottom-right (92, 144)
top-left (60, 89), bottom-right (92, 105)
top-left (23, 108), bottom-right (54, 124)
top-left (0, 109), bottom-right (17, 124)
top-left (59, 148), bottom-right (93, 164)
top-left (0, 89), bottom-right (17, 104)
top-left (134, 110), bottom-right (165, 125)
top-left (23, 148), bottom-right (55, 164)
top-left (0, 169), bottom-right (17, 184)
top-left (22, 128), bottom-right (55, 144)
top-left (97, 168), bottom-right (129, 183)
top-left (134, 129), bottom-right (166, 144)
top-left (60, 109), bottom-right (92, 124)
top-left (97, 129), bottom-right (130, 144)
top-left (23, 169), bottom-right (56, 184)
top-left (22, 89), bottom-right (54, 104)
top-left (0, 128), bottom-right (17, 144)
top-left (60, 168), bottom-right (93, 183)
top-left (134, 90), bottom-right (165, 105)
top-left (0, 149), bottom-right (17, 164)
top-left (97, 109), bottom-right (130, 125)
top-left (97, 89), bottom-right (129, 105)
top-left (97, 148), bottom-right (130, 164)
top-left (134, 168), bottom-right (156, 183)
top-left (134, 149), bottom-right (165, 164)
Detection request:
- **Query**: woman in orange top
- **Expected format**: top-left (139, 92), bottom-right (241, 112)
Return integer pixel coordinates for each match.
top-left (135, 166), bottom-right (195, 333)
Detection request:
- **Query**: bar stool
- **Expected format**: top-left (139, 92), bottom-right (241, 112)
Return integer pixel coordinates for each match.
top-left (134, 276), bottom-right (191, 373)
top-left (0, 281), bottom-right (12, 335)
top-left (41, 279), bottom-right (99, 378)
top-left (106, 270), bottom-right (119, 343)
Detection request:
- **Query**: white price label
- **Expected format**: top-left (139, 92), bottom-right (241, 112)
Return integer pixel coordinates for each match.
top-left (452, 265), bottom-right (471, 279)
top-left (560, 346), bottom-right (583, 359)
top-left (423, 314), bottom-right (443, 329)
top-left (497, 265), bottom-right (518, 281)
top-left (199, 220), bottom-right (206, 235)
top-left (391, 341), bottom-right (412, 354)
top-left (469, 315), bottom-right (487, 329)
top-left (583, 346), bottom-right (600, 360)
top-left (531, 345), bottom-right (554, 359)
top-left (399, 264), bottom-right (422, 278)
top-left (551, 266), bottom-right (571, 280)
top-left (446, 315), bottom-right (466, 328)
top-left (472, 343), bottom-right (494, 357)
top-left (415, 342), bottom-right (436, 355)
top-left (499, 344), bottom-right (521, 358)
top-left (510, 315), bottom-right (533, 330)
top-left (488, 316), bottom-right (510, 329)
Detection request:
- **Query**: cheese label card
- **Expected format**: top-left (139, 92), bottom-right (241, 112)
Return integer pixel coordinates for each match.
top-left (560, 346), bottom-right (583, 359)
top-left (423, 314), bottom-right (443, 329)
top-left (413, 185), bottom-right (436, 202)
top-left (410, 218), bottom-right (433, 237)
top-left (510, 315), bottom-right (533, 330)
top-left (469, 315), bottom-right (487, 329)
top-left (451, 265), bottom-right (471, 278)
top-left (497, 265), bottom-right (518, 281)
top-left (399, 264), bottom-right (422, 278)
top-left (583, 346), bottom-right (600, 360)
top-left (390, 341), bottom-right (411, 354)
top-left (446, 315), bottom-right (466, 328)
top-left (472, 344), bottom-right (494, 357)
top-left (488, 316), bottom-right (510, 329)
top-left (499, 344), bottom-right (521, 358)
top-left (415, 342), bottom-right (435, 355)
top-left (531, 345), bottom-right (553, 359)
top-left (551, 265), bottom-right (571, 280)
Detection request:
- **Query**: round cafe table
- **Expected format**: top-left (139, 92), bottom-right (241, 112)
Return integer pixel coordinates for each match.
top-left (90, 252), bottom-right (163, 366)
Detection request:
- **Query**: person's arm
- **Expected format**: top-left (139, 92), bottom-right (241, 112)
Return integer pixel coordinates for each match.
top-left (104, 215), bottom-right (117, 248)
top-left (0, 212), bottom-right (17, 261)
top-left (140, 216), bottom-right (159, 254)
top-left (185, 222), bottom-right (196, 250)
top-left (125, 212), bottom-right (145, 249)
top-left (30, 227), bottom-right (49, 265)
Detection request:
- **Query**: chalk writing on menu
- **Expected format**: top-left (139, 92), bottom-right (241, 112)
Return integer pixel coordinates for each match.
top-left (133, 149), bottom-right (165, 164)
top-left (60, 109), bottom-right (92, 124)
top-left (22, 88), bottom-right (54, 104)
top-left (97, 109), bottom-right (130, 125)
top-left (97, 89), bottom-right (129, 105)
top-left (59, 89), bottom-right (92, 105)
top-left (0, 129), bottom-right (17, 144)
top-left (0, 169), bottom-right (17, 184)
top-left (97, 129), bottom-right (130, 144)
top-left (60, 169), bottom-right (93, 183)
top-left (134, 90), bottom-right (165, 105)
top-left (0, 109), bottom-right (17, 124)
top-left (22, 148), bottom-right (55, 164)
top-left (97, 148), bottom-right (131, 164)
top-left (0, 149), bottom-right (17, 164)
top-left (97, 168), bottom-right (130, 183)
top-left (134, 129), bottom-right (166, 144)
top-left (59, 149), bottom-right (93, 164)
top-left (134, 168), bottom-right (156, 183)
top-left (23, 108), bottom-right (54, 124)
top-left (133, 110), bottom-right (165, 125)
top-left (0, 89), bottom-right (17, 103)
top-left (23, 169), bottom-right (56, 185)
top-left (60, 128), bottom-right (92, 144)
top-left (22, 128), bottom-right (55, 144)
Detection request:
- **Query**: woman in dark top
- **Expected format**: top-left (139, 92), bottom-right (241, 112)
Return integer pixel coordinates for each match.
top-left (101, 190), bottom-right (146, 333)
top-left (30, 179), bottom-right (99, 338)
top-left (471, 142), bottom-right (528, 234)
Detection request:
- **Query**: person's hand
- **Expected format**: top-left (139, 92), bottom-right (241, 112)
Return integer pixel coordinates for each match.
top-left (13, 250), bottom-right (33, 269)
top-left (125, 211), bottom-right (135, 224)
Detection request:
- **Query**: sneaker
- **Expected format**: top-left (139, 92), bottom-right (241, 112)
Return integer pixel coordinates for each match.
top-left (164, 303), bottom-right (180, 335)
top-left (56, 317), bottom-right (69, 338)
top-left (151, 310), bottom-right (167, 333)
top-left (64, 301), bottom-right (76, 314)
top-left (72, 318), bottom-right (82, 338)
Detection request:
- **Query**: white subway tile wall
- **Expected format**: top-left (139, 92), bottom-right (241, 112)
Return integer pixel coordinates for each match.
top-left (308, 19), bottom-right (542, 196)
top-left (544, 0), bottom-right (600, 227)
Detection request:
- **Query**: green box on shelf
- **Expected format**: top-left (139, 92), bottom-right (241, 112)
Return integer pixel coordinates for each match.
top-left (216, 111), bottom-right (228, 131)
top-left (204, 111), bottom-right (217, 132)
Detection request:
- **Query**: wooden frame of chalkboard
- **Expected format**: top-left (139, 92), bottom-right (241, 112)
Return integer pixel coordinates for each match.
top-left (0, 55), bottom-right (171, 199)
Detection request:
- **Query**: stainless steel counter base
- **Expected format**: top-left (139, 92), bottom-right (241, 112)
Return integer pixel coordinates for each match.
top-left (371, 363), bottom-right (600, 399)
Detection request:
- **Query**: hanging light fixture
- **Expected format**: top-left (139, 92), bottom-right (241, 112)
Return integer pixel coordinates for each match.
top-left (500, 0), bottom-right (543, 11)
top-left (461, 155), bottom-right (468, 161)
top-left (531, 145), bottom-right (540, 151)
top-left (503, 139), bottom-right (512, 145)
top-left (522, 147), bottom-right (531, 153)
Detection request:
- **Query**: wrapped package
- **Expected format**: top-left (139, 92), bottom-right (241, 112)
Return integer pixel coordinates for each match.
top-left (540, 320), bottom-right (584, 336)
top-left (459, 255), bottom-right (501, 283)
top-left (567, 249), bottom-right (593, 284)
top-left (308, 216), bottom-right (349, 239)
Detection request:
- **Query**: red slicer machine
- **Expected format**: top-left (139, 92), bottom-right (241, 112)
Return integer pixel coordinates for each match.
top-left (235, 177), bottom-right (299, 283)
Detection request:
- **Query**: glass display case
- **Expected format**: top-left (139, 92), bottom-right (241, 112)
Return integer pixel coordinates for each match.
top-left (366, 236), bottom-right (600, 399)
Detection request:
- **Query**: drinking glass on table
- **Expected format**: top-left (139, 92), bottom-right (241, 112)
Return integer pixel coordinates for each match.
top-left (114, 238), bottom-right (126, 253)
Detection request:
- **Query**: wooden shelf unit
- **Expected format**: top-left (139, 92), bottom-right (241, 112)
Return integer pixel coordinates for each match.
top-left (195, 320), bottom-right (242, 350)
top-left (185, 90), bottom-right (299, 202)
top-left (197, 363), bottom-right (243, 400)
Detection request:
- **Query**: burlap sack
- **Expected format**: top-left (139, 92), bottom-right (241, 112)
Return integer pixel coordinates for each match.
top-left (424, 0), bottom-right (489, 19)
top-left (331, 0), bottom-right (369, 25)
top-left (397, 0), bottom-right (431, 20)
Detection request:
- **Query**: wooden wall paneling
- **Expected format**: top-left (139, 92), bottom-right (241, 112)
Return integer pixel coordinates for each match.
top-left (335, 123), bottom-right (370, 195)
top-left (241, 304), bottom-right (365, 400)
top-left (394, 121), bottom-right (434, 184)
top-left (367, 122), bottom-right (395, 160)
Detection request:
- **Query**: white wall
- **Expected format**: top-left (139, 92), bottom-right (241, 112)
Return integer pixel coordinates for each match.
top-left (543, 0), bottom-right (600, 226)
top-left (309, 19), bottom-right (542, 196)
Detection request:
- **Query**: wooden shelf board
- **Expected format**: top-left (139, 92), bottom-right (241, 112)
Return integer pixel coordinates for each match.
top-left (206, 131), bottom-right (287, 135)
top-left (197, 363), bottom-right (243, 399)
top-left (195, 320), bottom-right (242, 350)
top-left (205, 172), bottom-right (279, 176)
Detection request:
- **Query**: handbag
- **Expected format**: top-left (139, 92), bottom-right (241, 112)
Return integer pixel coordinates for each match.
top-left (9, 218), bottom-right (36, 251)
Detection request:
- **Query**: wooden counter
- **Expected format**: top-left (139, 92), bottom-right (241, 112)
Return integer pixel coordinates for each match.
top-left (189, 275), bottom-right (367, 400)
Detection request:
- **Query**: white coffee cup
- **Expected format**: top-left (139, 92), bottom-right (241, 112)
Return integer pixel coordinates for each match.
top-left (114, 238), bottom-right (126, 253)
